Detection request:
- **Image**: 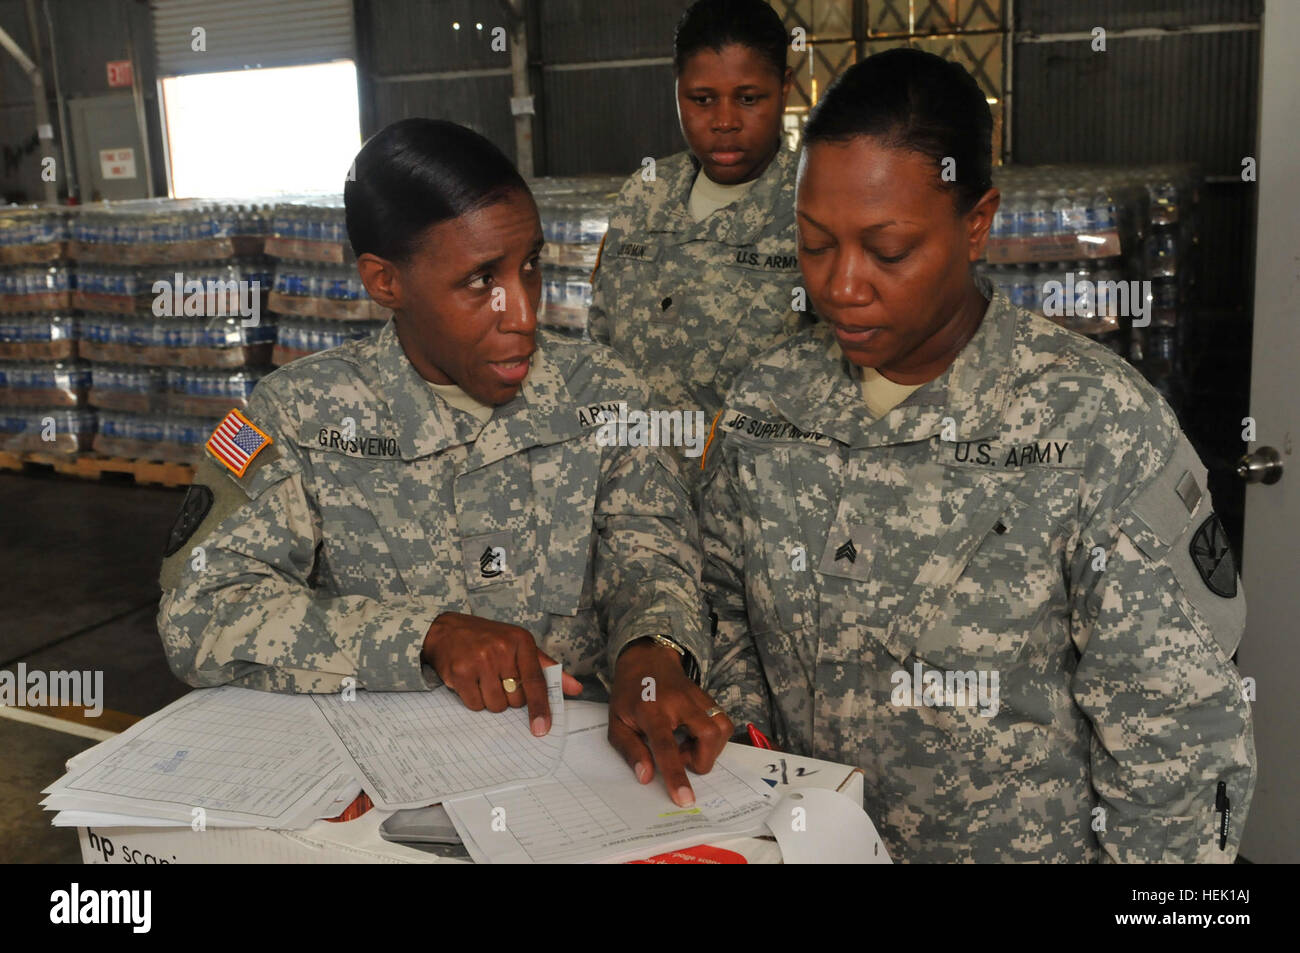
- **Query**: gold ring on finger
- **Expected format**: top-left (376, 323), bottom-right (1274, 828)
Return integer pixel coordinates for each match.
top-left (705, 706), bottom-right (725, 718)
top-left (501, 677), bottom-right (519, 693)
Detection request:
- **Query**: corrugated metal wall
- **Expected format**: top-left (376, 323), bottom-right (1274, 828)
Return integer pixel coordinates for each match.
top-left (360, 0), bottom-right (506, 72)
top-left (1016, 0), bottom-right (1260, 32)
top-left (1013, 32), bottom-right (1258, 171)
top-left (0, 0), bottom-right (165, 201)
top-left (539, 0), bottom-right (685, 62)
top-left (357, 0), bottom-right (689, 175)
top-left (540, 64), bottom-right (679, 175)
top-left (1013, 24), bottom-right (1260, 309)
top-left (535, 0), bottom-right (689, 174)
top-left (370, 73), bottom-right (516, 154)
top-left (357, 0), bottom-right (518, 162)
top-left (0, 0), bottom-right (39, 201)
top-left (1013, 0), bottom-right (1263, 555)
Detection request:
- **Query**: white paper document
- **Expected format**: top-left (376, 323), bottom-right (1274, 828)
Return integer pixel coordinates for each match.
top-left (309, 665), bottom-right (567, 810)
top-left (42, 686), bottom-right (352, 828)
top-left (50, 777), bottom-right (364, 829)
top-left (443, 715), bottom-right (774, 863)
top-left (765, 787), bottom-right (892, 863)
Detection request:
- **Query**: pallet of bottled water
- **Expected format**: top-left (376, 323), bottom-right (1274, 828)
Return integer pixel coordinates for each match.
top-left (273, 317), bottom-right (380, 366)
top-left (0, 207), bottom-right (71, 265)
top-left (0, 313), bottom-right (79, 361)
top-left (0, 361), bottom-right (90, 408)
top-left (0, 407), bottom-right (95, 455)
top-left (92, 410), bottom-right (219, 464)
top-left (69, 199), bottom-right (270, 265)
top-left (79, 313), bottom-right (275, 368)
top-left (985, 163), bottom-right (1198, 265)
top-left (263, 198), bottom-right (352, 265)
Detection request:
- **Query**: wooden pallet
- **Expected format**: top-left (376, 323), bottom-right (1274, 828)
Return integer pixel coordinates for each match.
top-left (0, 450), bottom-right (193, 488)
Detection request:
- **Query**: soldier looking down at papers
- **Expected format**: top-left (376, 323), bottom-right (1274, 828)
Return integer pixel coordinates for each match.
top-left (699, 49), bottom-right (1256, 862)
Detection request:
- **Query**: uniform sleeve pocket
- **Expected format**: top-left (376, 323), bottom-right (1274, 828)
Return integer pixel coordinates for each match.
top-left (1119, 438), bottom-right (1244, 661)
top-left (1100, 810), bottom-right (1223, 863)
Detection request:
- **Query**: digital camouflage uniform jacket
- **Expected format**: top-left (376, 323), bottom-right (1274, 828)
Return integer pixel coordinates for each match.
top-left (588, 146), bottom-right (811, 492)
top-left (700, 286), bottom-right (1256, 863)
top-left (158, 320), bottom-right (705, 695)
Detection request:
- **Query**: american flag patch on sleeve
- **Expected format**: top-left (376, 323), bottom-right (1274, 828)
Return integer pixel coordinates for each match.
top-left (206, 409), bottom-right (272, 477)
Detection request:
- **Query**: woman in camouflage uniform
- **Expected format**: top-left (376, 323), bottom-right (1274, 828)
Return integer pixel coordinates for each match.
top-left (589, 0), bottom-right (810, 495)
top-left (158, 120), bottom-right (732, 807)
top-left (701, 50), bottom-right (1255, 862)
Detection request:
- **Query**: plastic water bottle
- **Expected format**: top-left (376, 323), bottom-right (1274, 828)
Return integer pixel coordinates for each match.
top-left (1004, 191), bottom-right (1028, 240)
top-left (990, 204), bottom-right (1012, 240)
top-left (1026, 190), bottom-right (1054, 237)
top-left (1053, 188), bottom-right (1087, 236)
top-left (1087, 188), bottom-right (1116, 232)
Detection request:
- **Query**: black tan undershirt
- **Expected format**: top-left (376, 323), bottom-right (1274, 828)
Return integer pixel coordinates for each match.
top-left (859, 365), bottom-right (924, 418)
top-left (427, 380), bottom-right (494, 426)
top-left (688, 169), bottom-right (759, 221)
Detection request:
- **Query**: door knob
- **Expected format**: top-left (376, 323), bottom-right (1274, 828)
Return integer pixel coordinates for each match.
top-left (1237, 446), bottom-right (1283, 485)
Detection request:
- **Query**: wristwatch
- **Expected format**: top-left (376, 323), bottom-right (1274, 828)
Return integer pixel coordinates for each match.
top-left (622, 633), bottom-right (702, 686)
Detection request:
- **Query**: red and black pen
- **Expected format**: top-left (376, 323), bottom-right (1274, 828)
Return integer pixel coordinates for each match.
top-left (747, 723), bottom-right (773, 749)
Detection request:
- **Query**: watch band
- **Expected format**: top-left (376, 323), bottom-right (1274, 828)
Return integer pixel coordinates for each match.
top-left (638, 633), bottom-right (702, 686)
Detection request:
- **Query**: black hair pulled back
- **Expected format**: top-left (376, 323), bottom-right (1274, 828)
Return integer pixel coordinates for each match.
top-left (344, 118), bottom-right (528, 262)
top-left (804, 48), bottom-right (993, 214)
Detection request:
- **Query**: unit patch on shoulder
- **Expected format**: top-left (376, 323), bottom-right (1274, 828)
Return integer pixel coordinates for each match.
top-left (1189, 512), bottom-right (1237, 598)
top-left (164, 484), bottom-right (213, 556)
top-left (206, 408), bottom-right (272, 478)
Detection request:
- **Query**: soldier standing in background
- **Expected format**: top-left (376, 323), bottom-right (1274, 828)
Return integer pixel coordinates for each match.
top-left (158, 119), bottom-right (733, 808)
top-left (588, 0), bottom-right (811, 496)
top-left (700, 49), bottom-right (1256, 861)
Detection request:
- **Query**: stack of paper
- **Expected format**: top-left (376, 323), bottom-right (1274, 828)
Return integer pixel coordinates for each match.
top-left (443, 703), bottom-right (775, 863)
top-left (43, 687), bottom-right (359, 829)
top-left (43, 670), bottom-right (791, 863)
top-left (311, 672), bottom-right (566, 810)
top-left (44, 667), bottom-right (568, 829)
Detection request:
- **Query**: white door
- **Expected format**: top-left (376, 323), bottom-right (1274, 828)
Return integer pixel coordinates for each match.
top-left (1236, 0), bottom-right (1300, 864)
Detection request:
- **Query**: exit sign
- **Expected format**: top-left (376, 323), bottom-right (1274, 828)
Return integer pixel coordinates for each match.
top-left (106, 60), bottom-right (133, 88)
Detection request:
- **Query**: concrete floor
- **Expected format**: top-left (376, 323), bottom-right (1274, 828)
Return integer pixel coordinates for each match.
top-left (0, 470), bottom-right (191, 863)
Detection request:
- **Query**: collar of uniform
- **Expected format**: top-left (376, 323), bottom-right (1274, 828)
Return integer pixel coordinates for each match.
top-left (640, 152), bottom-right (700, 234)
top-left (768, 283), bottom-right (1017, 448)
top-left (643, 146), bottom-right (796, 246)
top-left (459, 338), bottom-right (580, 474)
top-left (936, 284), bottom-right (1018, 442)
top-left (720, 144), bottom-right (797, 246)
top-left (374, 319), bottom-right (481, 459)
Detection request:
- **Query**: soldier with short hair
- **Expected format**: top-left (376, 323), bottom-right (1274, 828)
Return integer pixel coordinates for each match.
top-left (158, 119), bottom-right (733, 808)
top-left (700, 49), bottom-right (1256, 861)
top-left (588, 0), bottom-right (811, 495)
